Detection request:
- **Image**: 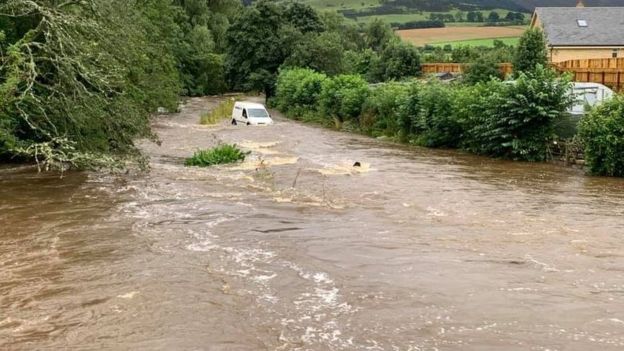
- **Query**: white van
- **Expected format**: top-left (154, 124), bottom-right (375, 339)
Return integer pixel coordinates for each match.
top-left (231, 102), bottom-right (274, 126)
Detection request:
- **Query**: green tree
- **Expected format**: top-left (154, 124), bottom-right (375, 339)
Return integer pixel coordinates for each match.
top-left (225, 0), bottom-right (289, 97)
top-left (369, 41), bottom-right (421, 82)
top-left (513, 28), bottom-right (548, 74)
top-left (284, 32), bottom-right (345, 76)
top-left (365, 19), bottom-right (396, 52)
top-left (487, 11), bottom-right (500, 23)
top-left (284, 2), bottom-right (325, 33)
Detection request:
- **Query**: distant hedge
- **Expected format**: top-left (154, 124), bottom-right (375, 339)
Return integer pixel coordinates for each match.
top-left (392, 20), bottom-right (445, 30)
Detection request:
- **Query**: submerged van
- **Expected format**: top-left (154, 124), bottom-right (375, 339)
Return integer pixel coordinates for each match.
top-left (231, 102), bottom-right (274, 126)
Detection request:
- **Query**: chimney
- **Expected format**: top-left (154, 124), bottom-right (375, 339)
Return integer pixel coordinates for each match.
top-left (576, 0), bottom-right (585, 7)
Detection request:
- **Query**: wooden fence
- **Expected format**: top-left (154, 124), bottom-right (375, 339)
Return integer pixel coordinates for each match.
top-left (423, 58), bottom-right (624, 91)
top-left (422, 63), bottom-right (512, 77)
top-left (552, 58), bottom-right (624, 91)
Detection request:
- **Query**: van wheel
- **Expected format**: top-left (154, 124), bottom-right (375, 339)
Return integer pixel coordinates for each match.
top-left (231, 119), bottom-right (237, 125)
top-left (246, 122), bottom-right (251, 126)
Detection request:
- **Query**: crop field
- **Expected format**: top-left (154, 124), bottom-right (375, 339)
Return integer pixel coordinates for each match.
top-left (431, 37), bottom-right (520, 47)
top-left (349, 9), bottom-right (518, 26)
top-left (397, 26), bottom-right (526, 47)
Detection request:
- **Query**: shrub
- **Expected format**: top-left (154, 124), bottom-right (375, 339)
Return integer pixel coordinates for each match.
top-left (578, 95), bottom-right (624, 176)
top-left (274, 68), bottom-right (327, 117)
top-left (200, 98), bottom-right (236, 125)
top-left (360, 83), bottom-right (410, 136)
top-left (414, 82), bottom-right (463, 147)
top-left (185, 144), bottom-right (249, 167)
top-left (464, 55), bottom-right (503, 84)
top-left (463, 66), bottom-right (572, 161)
top-left (319, 74), bottom-right (370, 125)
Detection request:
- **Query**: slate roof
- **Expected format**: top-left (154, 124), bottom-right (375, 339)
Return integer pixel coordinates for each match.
top-left (534, 7), bottom-right (624, 46)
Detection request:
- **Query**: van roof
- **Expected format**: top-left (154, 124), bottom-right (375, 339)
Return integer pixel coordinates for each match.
top-left (235, 101), bottom-right (266, 109)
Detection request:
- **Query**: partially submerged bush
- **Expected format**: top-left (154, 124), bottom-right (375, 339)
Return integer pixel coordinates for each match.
top-left (185, 144), bottom-right (248, 167)
top-left (361, 82), bottom-right (410, 136)
top-left (578, 95), bottom-right (624, 176)
top-left (200, 98), bottom-right (236, 125)
top-left (319, 74), bottom-right (370, 125)
top-left (463, 66), bottom-right (572, 161)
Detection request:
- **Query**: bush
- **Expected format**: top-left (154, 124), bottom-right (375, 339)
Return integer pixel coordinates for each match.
top-left (200, 98), bottom-right (236, 125)
top-left (185, 144), bottom-right (249, 167)
top-left (464, 55), bottom-right (504, 84)
top-left (463, 66), bottom-right (572, 161)
top-left (578, 95), bottom-right (624, 176)
top-left (414, 82), bottom-right (463, 147)
top-left (319, 74), bottom-right (370, 125)
top-left (274, 68), bottom-right (327, 117)
top-left (360, 83), bottom-right (410, 136)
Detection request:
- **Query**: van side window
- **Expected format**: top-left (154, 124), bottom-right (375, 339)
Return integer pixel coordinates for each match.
top-left (242, 109), bottom-right (247, 118)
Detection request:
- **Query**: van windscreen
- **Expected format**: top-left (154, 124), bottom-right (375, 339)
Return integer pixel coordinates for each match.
top-left (248, 108), bottom-right (269, 118)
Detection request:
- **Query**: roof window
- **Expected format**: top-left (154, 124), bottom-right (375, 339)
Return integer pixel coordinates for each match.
top-left (577, 19), bottom-right (588, 27)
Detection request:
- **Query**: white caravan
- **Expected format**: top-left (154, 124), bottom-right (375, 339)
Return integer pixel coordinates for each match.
top-left (231, 102), bottom-right (274, 126)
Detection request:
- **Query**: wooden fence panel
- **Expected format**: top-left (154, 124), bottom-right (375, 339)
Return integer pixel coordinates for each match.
top-left (422, 63), bottom-right (513, 76)
top-left (422, 60), bottom-right (624, 91)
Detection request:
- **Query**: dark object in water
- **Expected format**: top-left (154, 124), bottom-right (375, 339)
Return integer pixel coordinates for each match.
top-left (353, 162), bottom-right (361, 167)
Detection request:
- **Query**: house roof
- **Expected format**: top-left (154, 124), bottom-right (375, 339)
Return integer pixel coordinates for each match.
top-left (534, 7), bottom-right (624, 46)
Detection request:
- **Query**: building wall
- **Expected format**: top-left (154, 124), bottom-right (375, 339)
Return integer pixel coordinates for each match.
top-left (550, 47), bottom-right (624, 63)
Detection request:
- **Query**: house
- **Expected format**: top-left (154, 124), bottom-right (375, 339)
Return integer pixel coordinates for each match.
top-left (530, 1), bottom-right (624, 63)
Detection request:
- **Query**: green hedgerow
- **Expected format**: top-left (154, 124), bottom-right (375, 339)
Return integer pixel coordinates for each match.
top-left (578, 95), bottom-right (624, 177)
top-left (185, 144), bottom-right (249, 167)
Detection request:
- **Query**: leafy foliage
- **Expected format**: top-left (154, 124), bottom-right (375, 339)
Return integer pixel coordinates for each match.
top-left (369, 41), bottom-right (421, 82)
top-left (513, 28), bottom-right (548, 74)
top-left (319, 75), bottom-right (370, 125)
top-left (464, 55), bottom-right (504, 84)
top-left (463, 66), bottom-right (572, 160)
top-left (275, 65), bottom-right (573, 162)
top-left (0, 0), bottom-right (180, 169)
top-left (185, 144), bottom-right (248, 167)
top-left (578, 95), bottom-right (624, 176)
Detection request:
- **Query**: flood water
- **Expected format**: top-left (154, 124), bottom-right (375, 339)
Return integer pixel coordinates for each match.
top-left (2, 97), bottom-right (624, 350)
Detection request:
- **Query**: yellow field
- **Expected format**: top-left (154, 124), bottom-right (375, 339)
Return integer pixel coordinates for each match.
top-left (397, 26), bottom-right (526, 46)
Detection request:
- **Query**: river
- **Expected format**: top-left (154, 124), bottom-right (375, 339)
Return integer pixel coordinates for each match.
top-left (2, 97), bottom-right (624, 350)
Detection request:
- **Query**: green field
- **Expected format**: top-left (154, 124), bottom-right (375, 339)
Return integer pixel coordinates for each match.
top-left (431, 37), bottom-right (520, 47)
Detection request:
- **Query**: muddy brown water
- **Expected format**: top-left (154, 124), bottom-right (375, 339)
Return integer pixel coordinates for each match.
top-left (2, 97), bottom-right (624, 351)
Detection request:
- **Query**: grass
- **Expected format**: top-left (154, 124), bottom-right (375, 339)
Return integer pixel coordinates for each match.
top-left (431, 36), bottom-right (520, 47)
top-left (200, 98), bottom-right (236, 125)
top-left (185, 144), bottom-right (249, 167)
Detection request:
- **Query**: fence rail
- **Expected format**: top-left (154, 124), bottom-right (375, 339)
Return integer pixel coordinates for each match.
top-left (421, 63), bottom-right (513, 76)
top-left (422, 58), bottom-right (624, 91)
